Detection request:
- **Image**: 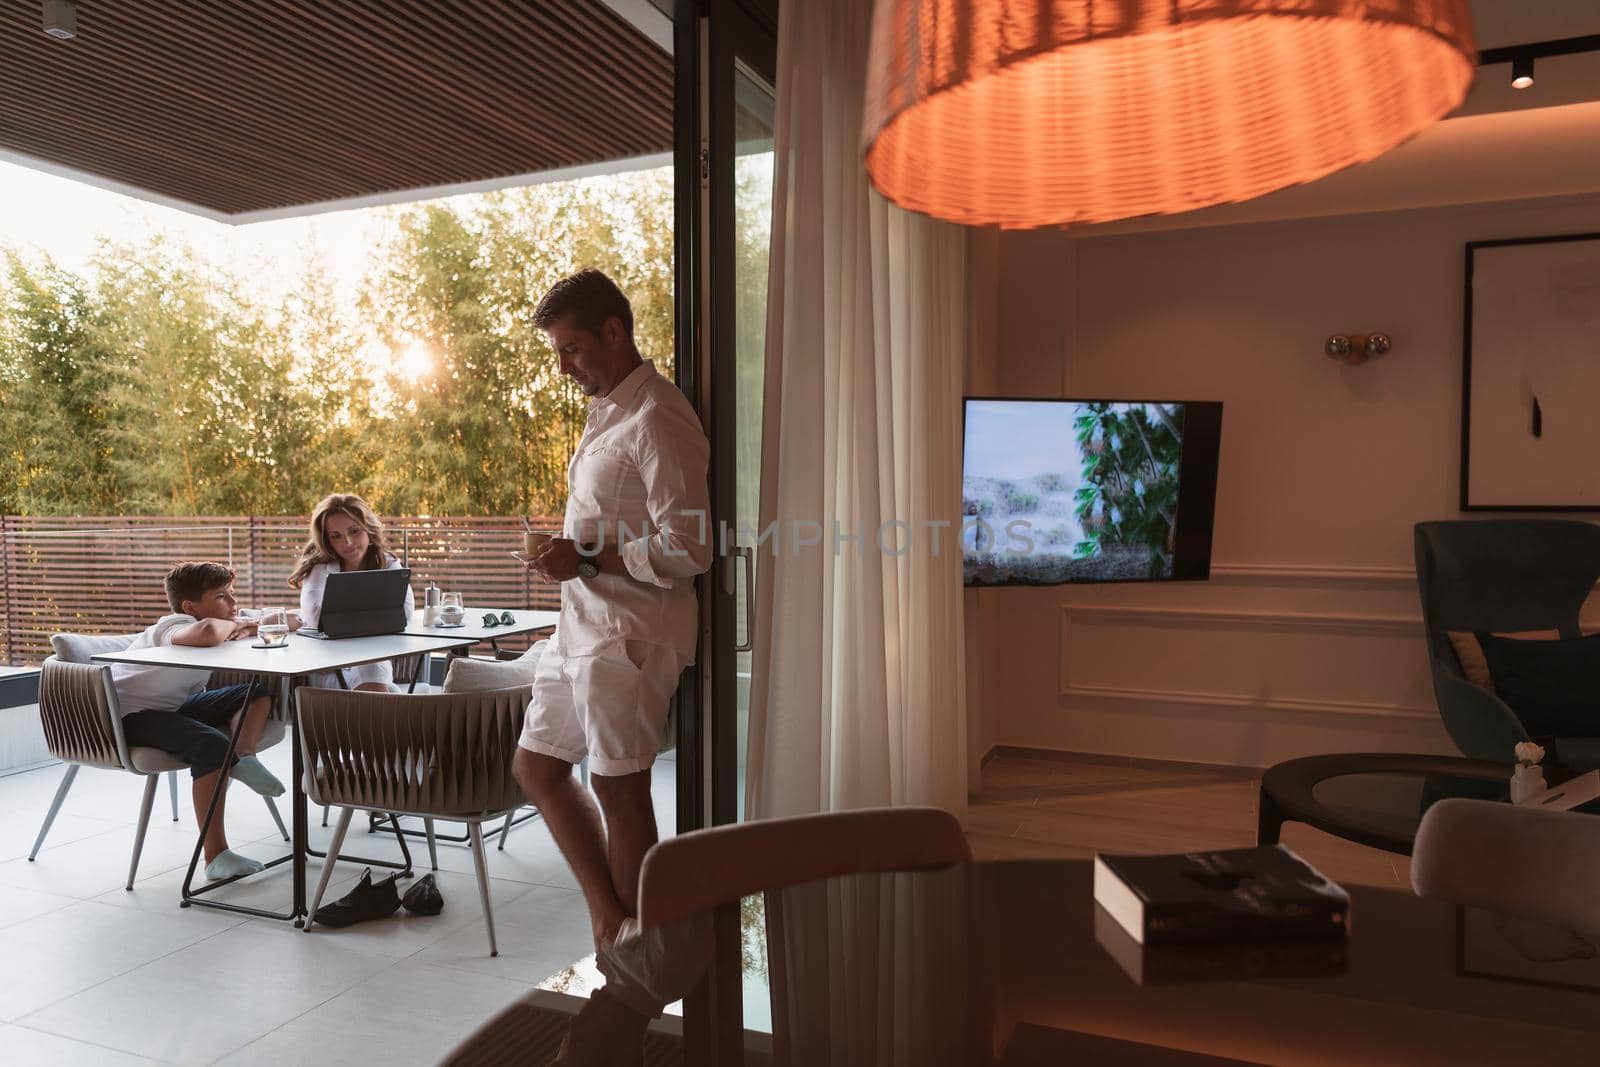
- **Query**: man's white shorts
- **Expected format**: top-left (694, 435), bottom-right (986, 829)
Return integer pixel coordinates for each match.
top-left (518, 637), bottom-right (686, 776)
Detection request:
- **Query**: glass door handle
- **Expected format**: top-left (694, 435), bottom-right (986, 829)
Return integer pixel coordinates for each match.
top-left (723, 546), bottom-right (755, 653)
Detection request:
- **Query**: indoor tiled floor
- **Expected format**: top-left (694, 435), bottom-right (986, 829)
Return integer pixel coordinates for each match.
top-left (1, 745), bottom-right (1412, 1064)
top-left (0, 742), bottom-right (677, 1066)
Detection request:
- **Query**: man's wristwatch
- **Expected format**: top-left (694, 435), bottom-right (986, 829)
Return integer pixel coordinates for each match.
top-left (575, 547), bottom-right (600, 581)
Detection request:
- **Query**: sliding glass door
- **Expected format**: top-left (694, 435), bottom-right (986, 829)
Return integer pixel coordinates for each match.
top-left (672, 0), bottom-right (775, 835)
top-left (672, 0), bottom-right (776, 1059)
top-left (725, 41), bottom-right (775, 827)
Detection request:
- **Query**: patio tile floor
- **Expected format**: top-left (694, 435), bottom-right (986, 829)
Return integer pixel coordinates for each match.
top-left (0, 741), bottom-right (677, 1065)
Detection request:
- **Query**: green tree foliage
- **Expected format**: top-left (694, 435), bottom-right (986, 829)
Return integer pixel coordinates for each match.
top-left (1073, 402), bottom-right (1183, 577)
top-left (92, 238), bottom-right (316, 514)
top-left (733, 158), bottom-right (772, 533)
top-left (0, 254), bottom-right (120, 512)
top-left (0, 168), bottom-right (675, 518)
top-left (279, 259), bottom-right (384, 506)
top-left (367, 172), bottom-right (673, 515)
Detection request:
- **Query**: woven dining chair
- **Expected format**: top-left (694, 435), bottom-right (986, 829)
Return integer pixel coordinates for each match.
top-left (30, 635), bottom-right (290, 891)
top-left (317, 649), bottom-right (433, 832)
top-left (298, 683), bottom-right (532, 955)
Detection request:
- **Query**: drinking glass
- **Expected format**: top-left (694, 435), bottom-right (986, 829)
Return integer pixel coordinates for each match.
top-left (258, 607), bottom-right (289, 647)
top-left (440, 592), bottom-right (464, 625)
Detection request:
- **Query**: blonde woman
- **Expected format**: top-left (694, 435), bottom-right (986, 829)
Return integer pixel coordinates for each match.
top-left (289, 494), bottom-right (414, 691)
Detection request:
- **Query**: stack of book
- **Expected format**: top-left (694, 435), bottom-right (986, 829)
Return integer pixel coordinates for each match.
top-left (1092, 844), bottom-right (1349, 985)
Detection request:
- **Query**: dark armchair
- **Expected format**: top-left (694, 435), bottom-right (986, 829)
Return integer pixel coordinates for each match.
top-left (1415, 520), bottom-right (1600, 769)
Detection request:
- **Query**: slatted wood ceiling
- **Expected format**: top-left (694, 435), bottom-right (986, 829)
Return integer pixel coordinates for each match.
top-left (0, 1), bottom-right (673, 217)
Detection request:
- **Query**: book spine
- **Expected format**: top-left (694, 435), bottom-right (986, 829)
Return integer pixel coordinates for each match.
top-left (1141, 904), bottom-right (1348, 946)
top-left (1140, 941), bottom-right (1349, 983)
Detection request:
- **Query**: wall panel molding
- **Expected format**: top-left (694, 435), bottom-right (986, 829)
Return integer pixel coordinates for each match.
top-left (1061, 603), bottom-right (1422, 636)
top-left (1056, 562), bottom-right (1434, 730)
top-left (1060, 682), bottom-right (1436, 722)
top-left (1209, 562), bottom-right (1415, 583)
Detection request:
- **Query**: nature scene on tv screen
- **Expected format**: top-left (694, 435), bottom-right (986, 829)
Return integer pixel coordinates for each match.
top-left (963, 401), bottom-right (1185, 584)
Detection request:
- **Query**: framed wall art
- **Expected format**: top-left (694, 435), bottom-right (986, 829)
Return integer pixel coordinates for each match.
top-left (1462, 232), bottom-right (1600, 510)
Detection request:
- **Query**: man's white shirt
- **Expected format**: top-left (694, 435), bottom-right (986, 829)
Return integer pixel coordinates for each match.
top-left (560, 359), bottom-right (711, 661)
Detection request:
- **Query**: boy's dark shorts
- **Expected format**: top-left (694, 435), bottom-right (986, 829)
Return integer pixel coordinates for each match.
top-left (121, 682), bottom-right (271, 779)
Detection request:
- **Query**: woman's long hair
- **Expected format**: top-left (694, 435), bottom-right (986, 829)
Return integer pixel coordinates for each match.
top-left (288, 494), bottom-right (394, 588)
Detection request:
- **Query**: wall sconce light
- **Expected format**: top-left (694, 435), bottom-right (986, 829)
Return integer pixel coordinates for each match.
top-left (1326, 333), bottom-right (1392, 366)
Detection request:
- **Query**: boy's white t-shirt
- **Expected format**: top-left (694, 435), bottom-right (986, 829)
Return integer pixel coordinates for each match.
top-left (108, 614), bottom-right (211, 717)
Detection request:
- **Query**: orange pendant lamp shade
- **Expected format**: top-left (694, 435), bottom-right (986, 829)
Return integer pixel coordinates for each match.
top-left (863, 1), bottom-right (1476, 228)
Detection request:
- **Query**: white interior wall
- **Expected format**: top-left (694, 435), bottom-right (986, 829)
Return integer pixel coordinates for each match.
top-left (967, 192), bottom-right (1600, 774)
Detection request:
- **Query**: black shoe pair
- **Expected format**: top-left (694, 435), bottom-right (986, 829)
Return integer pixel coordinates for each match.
top-left (314, 870), bottom-right (442, 928)
top-left (404, 872), bottom-right (444, 916)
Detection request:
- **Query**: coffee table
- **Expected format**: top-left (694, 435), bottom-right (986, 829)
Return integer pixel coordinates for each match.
top-left (1257, 753), bottom-right (1520, 856)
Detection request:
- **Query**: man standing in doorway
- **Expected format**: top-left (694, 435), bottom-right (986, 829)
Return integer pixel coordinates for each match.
top-left (514, 268), bottom-right (711, 951)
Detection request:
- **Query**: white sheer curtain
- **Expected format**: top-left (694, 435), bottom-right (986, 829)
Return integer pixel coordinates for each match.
top-left (744, 0), bottom-right (968, 820)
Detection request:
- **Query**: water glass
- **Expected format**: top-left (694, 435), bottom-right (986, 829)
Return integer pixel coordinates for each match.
top-left (440, 592), bottom-right (464, 625)
top-left (258, 607), bottom-right (290, 647)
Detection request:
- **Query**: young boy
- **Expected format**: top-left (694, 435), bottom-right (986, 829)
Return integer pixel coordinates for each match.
top-left (111, 561), bottom-right (286, 881)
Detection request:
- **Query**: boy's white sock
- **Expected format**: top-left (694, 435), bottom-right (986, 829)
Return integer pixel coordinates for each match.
top-left (205, 849), bottom-right (264, 881)
top-left (231, 756), bottom-right (285, 797)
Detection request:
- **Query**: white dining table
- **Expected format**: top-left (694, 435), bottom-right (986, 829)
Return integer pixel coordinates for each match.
top-left (404, 607), bottom-right (558, 650)
top-left (93, 630), bottom-right (477, 924)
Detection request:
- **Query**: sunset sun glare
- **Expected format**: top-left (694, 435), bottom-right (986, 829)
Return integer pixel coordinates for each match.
top-left (396, 338), bottom-right (435, 383)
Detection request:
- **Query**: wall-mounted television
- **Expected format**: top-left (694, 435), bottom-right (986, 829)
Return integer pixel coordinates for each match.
top-left (962, 398), bottom-right (1222, 586)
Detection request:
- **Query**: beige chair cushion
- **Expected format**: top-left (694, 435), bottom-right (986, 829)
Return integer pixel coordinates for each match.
top-left (1447, 630), bottom-right (1559, 693)
top-left (443, 639), bottom-right (548, 693)
top-left (51, 632), bottom-right (137, 664)
top-left (127, 747), bottom-right (190, 774)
